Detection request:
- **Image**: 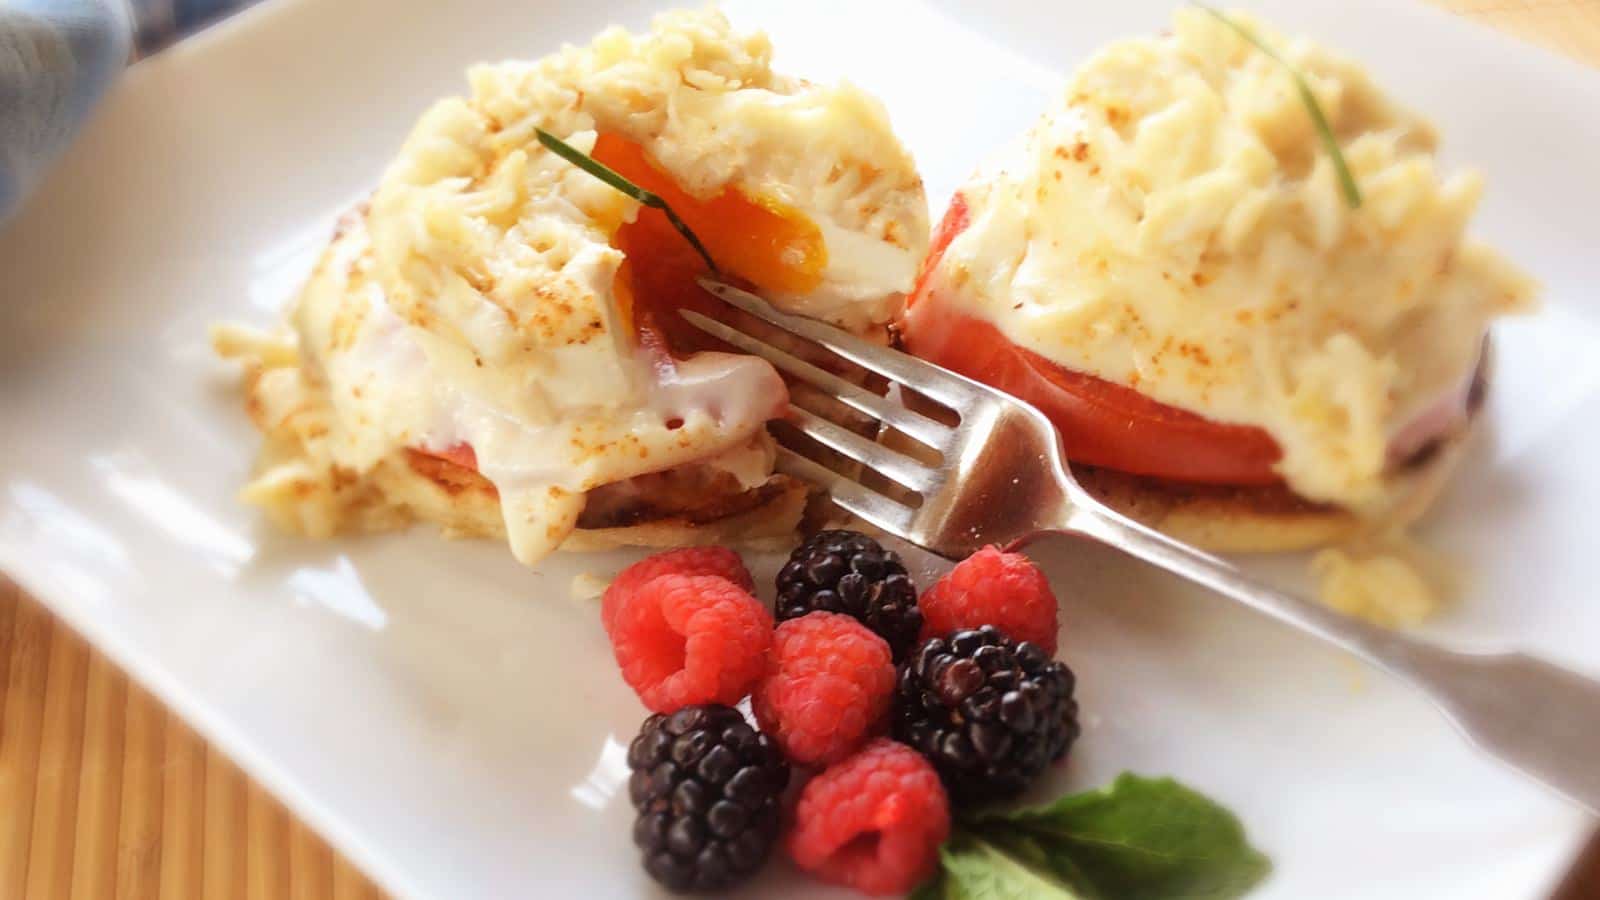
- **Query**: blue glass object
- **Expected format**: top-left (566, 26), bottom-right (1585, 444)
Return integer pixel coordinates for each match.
top-left (129, 0), bottom-right (250, 53)
top-left (0, 0), bottom-right (255, 222)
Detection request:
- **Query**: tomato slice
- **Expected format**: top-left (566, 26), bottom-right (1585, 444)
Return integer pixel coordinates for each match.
top-left (902, 195), bottom-right (1283, 486)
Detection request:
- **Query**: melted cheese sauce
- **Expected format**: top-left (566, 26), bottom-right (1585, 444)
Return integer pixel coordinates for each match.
top-left (295, 223), bottom-right (786, 563)
top-left (1312, 534), bottom-right (1450, 627)
top-left (925, 9), bottom-right (1535, 510)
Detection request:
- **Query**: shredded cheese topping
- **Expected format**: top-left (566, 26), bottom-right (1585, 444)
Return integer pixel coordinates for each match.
top-left (930, 8), bottom-right (1536, 510)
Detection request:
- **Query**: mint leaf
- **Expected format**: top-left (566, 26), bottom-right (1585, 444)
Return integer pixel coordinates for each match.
top-left (977, 829), bottom-right (1103, 899)
top-left (968, 773), bottom-right (1271, 900)
top-left (940, 831), bottom-right (1089, 899)
top-left (909, 871), bottom-right (953, 900)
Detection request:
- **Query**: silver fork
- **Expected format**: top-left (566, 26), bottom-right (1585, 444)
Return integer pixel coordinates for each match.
top-left (684, 277), bottom-right (1600, 816)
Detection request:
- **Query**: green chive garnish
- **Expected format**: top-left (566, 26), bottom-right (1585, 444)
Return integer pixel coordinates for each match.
top-left (536, 129), bottom-right (719, 273)
top-left (1196, 5), bottom-right (1363, 209)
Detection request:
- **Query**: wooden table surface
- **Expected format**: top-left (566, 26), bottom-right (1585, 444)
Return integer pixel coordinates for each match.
top-left (3, 2), bottom-right (1598, 897)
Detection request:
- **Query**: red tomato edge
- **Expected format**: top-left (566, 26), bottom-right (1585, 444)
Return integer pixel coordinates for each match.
top-left (902, 194), bottom-right (1284, 487)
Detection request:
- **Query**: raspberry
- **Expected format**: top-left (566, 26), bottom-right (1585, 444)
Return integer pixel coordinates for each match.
top-left (752, 612), bottom-right (895, 766)
top-left (919, 546), bottom-right (1059, 654)
top-left (612, 575), bottom-right (773, 713)
top-left (602, 547), bottom-right (754, 635)
top-left (787, 739), bottom-right (950, 896)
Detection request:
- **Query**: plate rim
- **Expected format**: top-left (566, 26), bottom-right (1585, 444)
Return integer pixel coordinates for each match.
top-left (5, 0), bottom-right (1597, 897)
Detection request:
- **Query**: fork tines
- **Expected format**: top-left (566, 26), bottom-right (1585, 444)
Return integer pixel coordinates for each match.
top-left (680, 278), bottom-right (983, 536)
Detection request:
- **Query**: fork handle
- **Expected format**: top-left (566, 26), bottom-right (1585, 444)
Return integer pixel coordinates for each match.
top-left (1041, 504), bottom-right (1600, 817)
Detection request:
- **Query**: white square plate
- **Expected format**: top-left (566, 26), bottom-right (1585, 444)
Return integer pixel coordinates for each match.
top-left (2, 0), bottom-right (1598, 897)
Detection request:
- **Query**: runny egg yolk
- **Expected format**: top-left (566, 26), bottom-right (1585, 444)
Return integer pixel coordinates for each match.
top-left (592, 133), bottom-right (827, 357)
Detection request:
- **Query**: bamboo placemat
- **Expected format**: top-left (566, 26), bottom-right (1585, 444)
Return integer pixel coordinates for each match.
top-left (1, 2), bottom-right (1596, 898)
top-left (0, 580), bottom-right (381, 900)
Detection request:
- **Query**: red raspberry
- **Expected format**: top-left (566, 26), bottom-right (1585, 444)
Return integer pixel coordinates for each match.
top-left (611, 574), bottom-right (772, 713)
top-left (752, 612), bottom-right (895, 766)
top-left (919, 546), bottom-right (1059, 654)
top-left (601, 547), bottom-right (753, 635)
top-left (787, 739), bottom-right (950, 896)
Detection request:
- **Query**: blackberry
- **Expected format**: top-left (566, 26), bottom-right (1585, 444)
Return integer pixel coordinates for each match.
top-left (775, 530), bottom-right (922, 660)
top-left (627, 705), bottom-right (790, 892)
top-left (892, 625), bottom-right (1079, 803)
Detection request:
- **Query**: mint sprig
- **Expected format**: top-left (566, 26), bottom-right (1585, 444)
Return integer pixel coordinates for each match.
top-left (917, 774), bottom-right (1271, 899)
top-left (535, 128), bottom-right (719, 273)
top-left (1195, 5), bottom-right (1362, 210)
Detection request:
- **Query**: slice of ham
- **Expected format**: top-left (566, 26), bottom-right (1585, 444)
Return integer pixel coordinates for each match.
top-left (1387, 352), bottom-right (1483, 466)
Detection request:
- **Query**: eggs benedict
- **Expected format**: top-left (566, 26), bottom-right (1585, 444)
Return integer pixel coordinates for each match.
top-left (215, 8), bottom-right (928, 566)
top-left (900, 8), bottom-right (1535, 553)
